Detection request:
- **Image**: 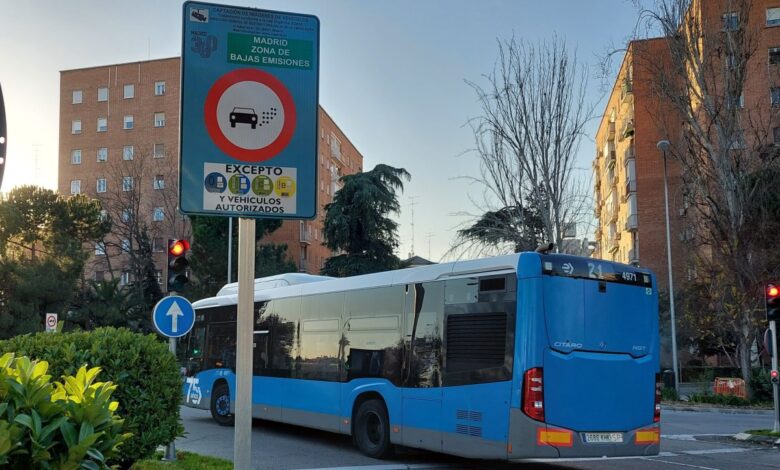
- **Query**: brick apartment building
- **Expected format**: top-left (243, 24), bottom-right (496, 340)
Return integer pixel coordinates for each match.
top-left (58, 57), bottom-right (363, 289)
top-left (593, 0), bottom-right (780, 289)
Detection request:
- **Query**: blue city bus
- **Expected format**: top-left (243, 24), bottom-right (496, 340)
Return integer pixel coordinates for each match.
top-left (179, 252), bottom-right (660, 460)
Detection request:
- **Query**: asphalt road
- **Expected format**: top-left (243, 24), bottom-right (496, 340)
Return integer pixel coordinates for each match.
top-left (176, 406), bottom-right (779, 469)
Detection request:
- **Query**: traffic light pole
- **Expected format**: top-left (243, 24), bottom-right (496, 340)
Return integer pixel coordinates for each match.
top-left (234, 218), bottom-right (255, 469)
top-left (771, 320), bottom-right (779, 433)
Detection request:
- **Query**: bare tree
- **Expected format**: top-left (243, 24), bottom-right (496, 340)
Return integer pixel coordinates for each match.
top-left (92, 149), bottom-right (190, 300)
top-left (632, 0), bottom-right (780, 392)
top-left (455, 35), bottom-right (595, 256)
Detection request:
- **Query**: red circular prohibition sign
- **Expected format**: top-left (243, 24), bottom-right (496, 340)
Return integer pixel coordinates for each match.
top-left (204, 68), bottom-right (296, 162)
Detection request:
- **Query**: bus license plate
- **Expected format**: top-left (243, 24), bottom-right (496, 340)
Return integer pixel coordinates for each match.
top-left (584, 432), bottom-right (623, 443)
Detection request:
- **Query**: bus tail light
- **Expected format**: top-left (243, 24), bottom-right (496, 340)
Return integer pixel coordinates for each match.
top-left (523, 367), bottom-right (544, 421)
top-left (654, 373), bottom-right (661, 423)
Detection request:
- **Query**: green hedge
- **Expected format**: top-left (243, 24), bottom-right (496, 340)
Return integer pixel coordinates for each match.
top-left (0, 328), bottom-right (183, 467)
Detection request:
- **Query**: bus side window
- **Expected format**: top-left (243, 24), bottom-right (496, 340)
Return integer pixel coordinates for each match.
top-left (404, 281), bottom-right (444, 388)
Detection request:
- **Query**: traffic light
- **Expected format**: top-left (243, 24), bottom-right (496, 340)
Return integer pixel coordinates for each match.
top-left (766, 284), bottom-right (780, 322)
top-left (167, 239), bottom-right (190, 292)
top-left (771, 370), bottom-right (779, 384)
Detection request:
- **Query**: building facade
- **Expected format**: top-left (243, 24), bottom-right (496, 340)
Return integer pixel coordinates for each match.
top-left (593, 0), bottom-right (780, 289)
top-left (58, 57), bottom-right (363, 289)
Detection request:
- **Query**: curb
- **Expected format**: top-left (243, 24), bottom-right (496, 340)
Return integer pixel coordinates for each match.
top-left (733, 432), bottom-right (780, 446)
top-left (662, 404), bottom-right (774, 415)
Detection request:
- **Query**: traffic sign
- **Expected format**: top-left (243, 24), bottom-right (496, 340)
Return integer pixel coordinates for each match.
top-left (45, 313), bottom-right (57, 333)
top-left (152, 296), bottom-right (196, 338)
top-left (180, 1), bottom-right (319, 219)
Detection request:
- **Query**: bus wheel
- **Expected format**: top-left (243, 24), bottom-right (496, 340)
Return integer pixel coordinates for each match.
top-left (210, 382), bottom-right (234, 426)
top-left (353, 399), bottom-right (393, 459)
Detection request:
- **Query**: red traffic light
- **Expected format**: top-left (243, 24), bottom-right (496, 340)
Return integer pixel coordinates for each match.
top-left (769, 286), bottom-right (780, 297)
top-left (169, 239), bottom-right (190, 256)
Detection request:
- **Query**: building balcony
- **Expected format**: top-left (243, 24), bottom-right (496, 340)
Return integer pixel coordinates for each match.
top-left (607, 149), bottom-right (616, 168)
top-left (608, 121), bottom-right (616, 141)
top-left (628, 247), bottom-right (639, 265)
top-left (625, 213), bottom-right (638, 231)
top-left (620, 78), bottom-right (633, 104)
top-left (620, 119), bottom-right (635, 141)
top-left (608, 236), bottom-right (620, 253)
top-left (299, 226), bottom-right (312, 245)
top-left (624, 179), bottom-right (636, 199)
top-left (624, 145), bottom-right (635, 163)
top-left (608, 208), bottom-right (618, 223)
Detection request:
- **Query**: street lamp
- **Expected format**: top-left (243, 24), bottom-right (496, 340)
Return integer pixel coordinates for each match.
top-left (657, 139), bottom-right (680, 394)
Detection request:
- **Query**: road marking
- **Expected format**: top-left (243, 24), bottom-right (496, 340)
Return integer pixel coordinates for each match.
top-left (662, 434), bottom-right (734, 441)
top-left (641, 458), bottom-right (721, 470)
top-left (680, 448), bottom-right (752, 455)
top-left (300, 465), bottom-right (448, 470)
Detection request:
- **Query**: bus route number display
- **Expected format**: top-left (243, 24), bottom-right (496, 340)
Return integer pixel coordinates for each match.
top-left (541, 254), bottom-right (653, 288)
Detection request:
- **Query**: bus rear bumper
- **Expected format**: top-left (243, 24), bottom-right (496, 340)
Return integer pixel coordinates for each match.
top-left (508, 408), bottom-right (660, 459)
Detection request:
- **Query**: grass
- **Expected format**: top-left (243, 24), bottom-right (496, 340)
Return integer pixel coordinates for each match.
top-left (744, 429), bottom-right (780, 438)
top-left (130, 451), bottom-right (232, 469)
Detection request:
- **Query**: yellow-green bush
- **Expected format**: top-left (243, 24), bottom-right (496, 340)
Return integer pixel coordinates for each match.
top-left (0, 353), bottom-right (130, 468)
top-left (0, 328), bottom-right (183, 467)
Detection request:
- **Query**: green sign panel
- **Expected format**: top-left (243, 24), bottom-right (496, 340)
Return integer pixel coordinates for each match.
top-left (227, 33), bottom-right (313, 69)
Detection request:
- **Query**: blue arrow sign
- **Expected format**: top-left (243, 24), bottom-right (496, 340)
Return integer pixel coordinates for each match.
top-left (152, 296), bottom-right (196, 338)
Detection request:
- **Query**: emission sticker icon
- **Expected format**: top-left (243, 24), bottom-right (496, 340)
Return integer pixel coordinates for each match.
top-left (204, 68), bottom-right (296, 162)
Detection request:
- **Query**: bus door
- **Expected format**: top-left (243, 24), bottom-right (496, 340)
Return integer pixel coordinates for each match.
top-left (401, 282), bottom-right (443, 452)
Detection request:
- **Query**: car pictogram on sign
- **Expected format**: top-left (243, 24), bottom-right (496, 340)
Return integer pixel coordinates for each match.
top-left (230, 107), bottom-right (259, 129)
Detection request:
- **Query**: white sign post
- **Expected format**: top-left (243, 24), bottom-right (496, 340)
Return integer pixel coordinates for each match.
top-left (45, 313), bottom-right (57, 333)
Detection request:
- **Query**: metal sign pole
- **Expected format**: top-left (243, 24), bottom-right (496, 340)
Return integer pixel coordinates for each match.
top-left (771, 320), bottom-right (779, 433)
top-left (164, 336), bottom-right (177, 461)
top-left (234, 217), bottom-right (256, 469)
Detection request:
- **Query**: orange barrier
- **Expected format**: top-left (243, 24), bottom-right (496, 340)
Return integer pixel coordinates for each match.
top-left (713, 377), bottom-right (746, 398)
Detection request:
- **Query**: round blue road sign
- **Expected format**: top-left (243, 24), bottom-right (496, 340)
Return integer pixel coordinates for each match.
top-left (152, 296), bottom-right (195, 338)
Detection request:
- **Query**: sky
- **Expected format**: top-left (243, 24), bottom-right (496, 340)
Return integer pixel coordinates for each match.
top-left (0, 0), bottom-right (641, 262)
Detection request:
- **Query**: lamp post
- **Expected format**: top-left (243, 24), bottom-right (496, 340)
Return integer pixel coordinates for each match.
top-left (657, 139), bottom-right (680, 394)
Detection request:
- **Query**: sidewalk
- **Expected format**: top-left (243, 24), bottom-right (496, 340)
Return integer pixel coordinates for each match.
top-left (662, 401), bottom-right (775, 415)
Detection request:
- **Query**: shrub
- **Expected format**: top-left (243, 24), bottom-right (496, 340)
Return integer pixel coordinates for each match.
top-left (0, 328), bottom-right (183, 467)
top-left (688, 392), bottom-right (752, 406)
top-left (661, 386), bottom-right (679, 401)
top-left (0, 352), bottom-right (130, 468)
top-left (749, 367), bottom-right (773, 402)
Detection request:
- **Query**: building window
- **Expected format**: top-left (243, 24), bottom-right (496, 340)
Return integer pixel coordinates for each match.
top-left (120, 271), bottom-right (130, 286)
top-left (154, 112), bottom-right (166, 127)
top-left (94, 271), bottom-right (105, 282)
top-left (768, 7), bottom-right (780, 26)
top-left (96, 178), bottom-right (106, 193)
top-left (123, 145), bottom-right (134, 160)
top-left (153, 143), bottom-right (165, 158)
top-left (153, 207), bottom-right (165, 222)
top-left (770, 47), bottom-right (780, 65)
top-left (95, 242), bottom-right (106, 256)
top-left (155, 270), bottom-right (163, 285)
top-left (727, 92), bottom-right (744, 108)
top-left (97, 87), bottom-right (108, 102)
top-left (71, 120), bottom-right (81, 134)
top-left (122, 176), bottom-right (134, 191)
top-left (330, 132), bottom-right (342, 161)
top-left (772, 87), bottom-right (780, 107)
top-left (155, 81), bottom-right (166, 96)
top-left (97, 147), bottom-right (108, 162)
top-left (121, 208), bottom-right (133, 222)
top-left (121, 239), bottom-right (131, 252)
top-left (72, 90), bottom-right (82, 104)
top-left (123, 115), bottom-right (134, 130)
top-left (153, 238), bottom-right (165, 252)
top-left (123, 84), bottom-right (134, 99)
top-left (97, 117), bottom-right (107, 132)
top-left (153, 175), bottom-right (165, 190)
top-left (99, 210), bottom-right (108, 221)
top-left (70, 180), bottom-right (81, 195)
top-left (722, 12), bottom-right (739, 31)
top-left (71, 149), bottom-right (82, 165)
